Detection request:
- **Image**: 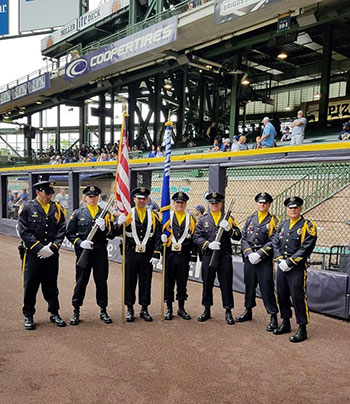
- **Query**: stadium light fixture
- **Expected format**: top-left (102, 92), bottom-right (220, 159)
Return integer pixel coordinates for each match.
top-left (277, 51), bottom-right (288, 60)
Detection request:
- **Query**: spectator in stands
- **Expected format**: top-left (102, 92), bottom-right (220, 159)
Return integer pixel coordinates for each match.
top-left (8, 189), bottom-right (14, 203)
top-left (239, 135), bottom-right (249, 150)
top-left (98, 194), bottom-right (109, 209)
top-left (148, 198), bottom-right (160, 211)
top-left (338, 121), bottom-right (350, 141)
top-left (222, 138), bottom-right (231, 152)
top-left (231, 136), bottom-right (240, 151)
top-left (12, 191), bottom-right (21, 204)
top-left (281, 127), bottom-right (292, 141)
top-left (156, 146), bottom-right (164, 157)
top-left (55, 187), bottom-right (69, 210)
top-left (206, 122), bottom-right (218, 145)
top-left (258, 117), bottom-right (276, 148)
top-left (148, 145), bottom-right (157, 158)
top-left (194, 205), bottom-right (205, 220)
top-left (290, 110), bottom-right (307, 145)
top-left (18, 187), bottom-right (29, 204)
top-left (70, 49), bottom-right (80, 60)
top-left (252, 136), bottom-right (262, 149)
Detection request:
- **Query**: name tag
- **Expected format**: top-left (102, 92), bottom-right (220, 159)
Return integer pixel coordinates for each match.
top-left (135, 244), bottom-right (146, 253)
top-left (171, 242), bottom-right (182, 252)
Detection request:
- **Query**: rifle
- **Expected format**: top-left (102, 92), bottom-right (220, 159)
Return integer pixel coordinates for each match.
top-left (209, 198), bottom-right (235, 269)
top-left (76, 195), bottom-right (115, 268)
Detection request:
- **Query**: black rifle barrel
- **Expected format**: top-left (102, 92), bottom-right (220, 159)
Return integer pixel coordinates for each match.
top-left (76, 195), bottom-right (115, 268)
top-left (209, 198), bottom-right (235, 269)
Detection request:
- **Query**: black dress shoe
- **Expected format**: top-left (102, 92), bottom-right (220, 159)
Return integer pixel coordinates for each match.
top-left (164, 306), bottom-right (173, 320)
top-left (24, 316), bottom-right (35, 330)
top-left (140, 309), bottom-right (153, 322)
top-left (225, 310), bottom-right (235, 325)
top-left (100, 310), bottom-right (113, 324)
top-left (177, 308), bottom-right (191, 320)
top-left (197, 308), bottom-right (211, 322)
top-left (266, 314), bottom-right (278, 332)
top-left (235, 309), bottom-right (252, 323)
top-left (50, 313), bottom-right (66, 327)
top-left (273, 319), bottom-right (291, 335)
top-left (70, 309), bottom-right (80, 326)
top-left (126, 309), bottom-right (134, 322)
top-left (289, 324), bottom-right (307, 343)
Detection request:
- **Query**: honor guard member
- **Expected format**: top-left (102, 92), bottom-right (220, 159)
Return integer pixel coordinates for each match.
top-left (162, 192), bottom-right (197, 320)
top-left (193, 192), bottom-right (241, 325)
top-left (66, 185), bottom-right (115, 325)
top-left (236, 193), bottom-right (280, 331)
top-left (18, 181), bottom-right (66, 330)
top-left (272, 197), bottom-right (317, 343)
top-left (117, 187), bottom-right (161, 322)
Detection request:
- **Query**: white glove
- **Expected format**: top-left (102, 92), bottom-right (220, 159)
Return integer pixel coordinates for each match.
top-left (118, 213), bottom-right (127, 225)
top-left (279, 260), bottom-right (290, 272)
top-left (150, 257), bottom-right (159, 266)
top-left (208, 241), bottom-right (221, 250)
top-left (161, 234), bottom-right (168, 243)
top-left (80, 240), bottom-right (94, 250)
top-left (95, 217), bottom-right (105, 231)
top-left (248, 252), bottom-right (261, 265)
top-left (37, 243), bottom-right (54, 259)
top-left (219, 219), bottom-right (230, 232)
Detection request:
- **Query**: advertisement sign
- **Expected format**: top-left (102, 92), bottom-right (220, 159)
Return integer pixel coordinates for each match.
top-left (306, 97), bottom-right (350, 122)
top-left (65, 16), bottom-right (178, 81)
top-left (0, 0), bottom-right (9, 35)
top-left (0, 73), bottom-right (50, 106)
top-left (214, 0), bottom-right (282, 26)
top-left (19, 0), bottom-right (80, 33)
top-left (41, 0), bottom-right (129, 51)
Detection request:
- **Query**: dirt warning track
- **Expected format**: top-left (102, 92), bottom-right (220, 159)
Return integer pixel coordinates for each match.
top-left (0, 234), bottom-right (349, 404)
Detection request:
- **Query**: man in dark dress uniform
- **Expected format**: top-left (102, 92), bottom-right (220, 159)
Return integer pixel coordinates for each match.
top-left (193, 192), bottom-right (241, 324)
top-left (116, 187), bottom-right (161, 322)
top-left (18, 181), bottom-right (66, 330)
top-left (236, 192), bottom-right (280, 331)
top-left (162, 192), bottom-right (197, 320)
top-left (66, 185), bottom-right (115, 325)
top-left (272, 197), bottom-right (317, 343)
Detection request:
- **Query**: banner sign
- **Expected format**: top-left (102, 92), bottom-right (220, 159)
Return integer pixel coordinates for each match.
top-left (277, 14), bottom-right (290, 32)
top-left (65, 16), bottom-right (178, 81)
top-left (214, 0), bottom-right (282, 26)
top-left (19, 0), bottom-right (80, 33)
top-left (41, 0), bottom-right (129, 51)
top-left (0, 0), bottom-right (9, 35)
top-left (306, 97), bottom-right (350, 122)
top-left (0, 73), bottom-right (50, 106)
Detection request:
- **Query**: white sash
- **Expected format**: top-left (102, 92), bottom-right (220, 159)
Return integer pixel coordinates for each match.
top-left (170, 211), bottom-right (190, 245)
top-left (131, 208), bottom-right (152, 247)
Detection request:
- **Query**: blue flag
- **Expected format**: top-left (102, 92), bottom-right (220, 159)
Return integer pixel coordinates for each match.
top-left (160, 122), bottom-right (172, 236)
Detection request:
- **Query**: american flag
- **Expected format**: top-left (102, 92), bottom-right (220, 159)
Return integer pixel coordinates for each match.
top-left (115, 111), bottom-right (131, 215)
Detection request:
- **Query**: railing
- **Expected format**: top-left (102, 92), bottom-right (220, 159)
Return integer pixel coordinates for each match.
top-left (273, 163), bottom-right (350, 220)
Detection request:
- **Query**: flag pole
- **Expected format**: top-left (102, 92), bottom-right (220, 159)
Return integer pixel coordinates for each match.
top-left (160, 115), bottom-right (173, 320)
top-left (121, 222), bottom-right (126, 323)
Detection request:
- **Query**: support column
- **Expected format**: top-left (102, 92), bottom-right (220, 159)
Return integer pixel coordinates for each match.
top-left (318, 25), bottom-right (333, 127)
top-left (110, 88), bottom-right (115, 145)
top-left (153, 75), bottom-right (162, 146)
top-left (39, 111), bottom-right (43, 156)
top-left (79, 104), bottom-right (87, 147)
top-left (29, 173), bottom-right (40, 199)
top-left (0, 174), bottom-right (7, 218)
top-left (229, 56), bottom-right (240, 139)
top-left (128, 83), bottom-right (136, 147)
top-left (56, 105), bottom-right (61, 153)
top-left (68, 172), bottom-right (80, 217)
top-left (176, 71), bottom-right (185, 142)
top-left (199, 74), bottom-right (205, 136)
top-left (98, 94), bottom-right (106, 148)
top-left (129, 0), bottom-right (137, 25)
top-left (25, 115), bottom-right (32, 163)
top-left (209, 165), bottom-right (226, 196)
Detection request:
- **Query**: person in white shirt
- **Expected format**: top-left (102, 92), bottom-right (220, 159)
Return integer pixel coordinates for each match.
top-left (290, 111), bottom-right (307, 145)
